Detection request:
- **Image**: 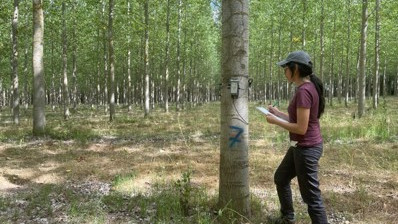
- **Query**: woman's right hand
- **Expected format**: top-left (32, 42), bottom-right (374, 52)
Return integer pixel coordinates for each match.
top-left (267, 105), bottom-right (280, 116)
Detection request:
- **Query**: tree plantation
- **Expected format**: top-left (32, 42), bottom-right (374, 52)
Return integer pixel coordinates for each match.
top-left (0, 0), bottom-right (398, 122)
top-left (0, 0), bottom-right (398, 223)
top-left (1, 0), bottom-right (221, 126)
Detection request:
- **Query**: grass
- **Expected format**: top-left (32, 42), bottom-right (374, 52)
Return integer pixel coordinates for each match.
top-left (0, 97), bottom-right (397, 223)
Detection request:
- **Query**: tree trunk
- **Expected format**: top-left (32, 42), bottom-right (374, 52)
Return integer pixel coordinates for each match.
top-left (72, 3), bottom-right (77, 110)
top-left (0, 79), bottom-right (3, 110)
top-left (302, 0), bottom-right (307, 48)
top-left (344, 0), bottom-right (351, 107)
top-left (319, 0), bottom-right (325, 81)
top-left (164, 0), bottom-right (170, 113)
top-left (108, 0), bottom-right (115, 121)
top-left (62, 2), bottom-right (70, 120)
top-left (358, 0), bottom-right (368, 118)
top-left (102, 1), bottom-right (108, 112)
top-left (337, 55), bottom-right (343, 104)
top-left (372, 0), bottom-right (380, 109)
top-left (382, 59), bottom-right (387, 97)
top-left (176, 0), bottom-right (182, 111)
top-left (396, 64), bottom-right (398, 96)
top-left (127, 0), bottom-right (132, 112)
top-left (144, 0), bottom-right (150, 117)
top-left (32, 0), bottom-right (46, 136)
top-left (12, 0), bottom-right (20, 124)
top-left (277, 17), bottom-right (282, 101)
top-left (23, 40), bottom-right (29, 109)
top-left (219, 0), bottom-right (250, 218)
top-left (269, 19), bottom-right (274, 101)
top-left (328, 12), bottom-right (336, 106)
top-left (181, 27), bottom-right (187, 110)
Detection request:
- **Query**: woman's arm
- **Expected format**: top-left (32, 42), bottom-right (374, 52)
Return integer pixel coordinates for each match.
top-left (266, 107), bottom-right (310, 135)
top-left (267, 106), bottom-right (289, 121)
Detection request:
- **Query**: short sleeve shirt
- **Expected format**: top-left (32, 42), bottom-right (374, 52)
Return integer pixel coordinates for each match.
top-left (287, 82), bottom-right (322, 147)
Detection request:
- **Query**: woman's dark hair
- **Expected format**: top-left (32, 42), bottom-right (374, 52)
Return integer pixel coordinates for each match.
top-left (285, 62), bottom-right (325, 118)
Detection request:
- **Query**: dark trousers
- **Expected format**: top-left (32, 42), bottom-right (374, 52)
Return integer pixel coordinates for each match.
top-left (274, 144), bottom-right (328, 224)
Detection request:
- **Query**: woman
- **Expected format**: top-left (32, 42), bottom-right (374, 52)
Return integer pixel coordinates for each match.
top-left (265, 51), bottom-right (328, 224)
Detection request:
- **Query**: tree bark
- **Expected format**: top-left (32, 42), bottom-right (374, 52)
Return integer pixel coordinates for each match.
top-left (72, 3), bottom-right (77, 110)
top-left (358, 0), bottom-right (368, 118)
top-left (32, 0), bottom-right (46, 136)
top-left (395, 64), bottom-right (398, 96)
top-left (23, 40), bottom-right (29, 109)
top-left (175, 0), bottom-right (182, 111)
top-left (219, 0), bottom-right (250, 218)
top-left (319, 0), bottom-right (325, 81)
top-left (302, 0), bottom-right (307, 49)
top-left (12, 0), bottom-right (20, 124)
top-left (328, 12), bottom-right (336, 106)
top-left (337, 54), bottom-right (343, 104)
top-left (269, 19), bottom-right (274, 101)
top-left (62, 2), bottom-right (70, 120)
top-left (127, 0), bottom-right (132, 112)
top-left (108, 0), bottom-right (115, 121)
top-left (102, 1), bottom-right (108, 112)
top-left (372, 0), bottom-right (380, 109)
top-left (144, 0), bottom-right (150, 117)
top-left (164, 0), bottom-right (170, 113)
top-left (344, 0), bottom-right (351, 107)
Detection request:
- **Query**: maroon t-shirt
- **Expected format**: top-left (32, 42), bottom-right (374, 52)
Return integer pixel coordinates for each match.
top-left (287, 82), bottom-right (322, 147)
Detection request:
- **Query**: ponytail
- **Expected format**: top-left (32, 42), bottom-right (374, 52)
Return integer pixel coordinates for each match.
top-left (309, 74), bottom-right (325, 118)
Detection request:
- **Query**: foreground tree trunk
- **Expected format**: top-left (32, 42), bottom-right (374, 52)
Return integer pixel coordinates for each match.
top-left (358, 0), bottom-right (368, 118)
top-left (12, 0), bottom-right (20, 124)
top-left (219, 0), bottom-right (251, 218)
top-left (32, 0), bottom-right (46, 135)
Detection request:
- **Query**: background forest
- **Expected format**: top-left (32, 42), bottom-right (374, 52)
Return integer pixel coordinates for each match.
top-left (0, 0), bottom-right (397, 117)
top-left (0, 0), bottom-right (398, 224)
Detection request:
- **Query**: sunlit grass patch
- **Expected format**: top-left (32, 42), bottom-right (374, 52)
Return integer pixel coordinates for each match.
top-left (321, 98), bottom-right (398, 143)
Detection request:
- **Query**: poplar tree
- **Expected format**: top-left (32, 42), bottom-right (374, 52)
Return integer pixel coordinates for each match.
top-left (358, 0), bottom-right (368, 118)
top-left (32, 0), bottom-right (46, 135)
top-left (12, 0), bottom-right (20, 125)
top-left (219, 0), bottom-right (251, 218)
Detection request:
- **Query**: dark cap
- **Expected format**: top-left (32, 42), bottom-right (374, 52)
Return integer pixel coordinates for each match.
top-left (277, 50), bottom-right (313, 68)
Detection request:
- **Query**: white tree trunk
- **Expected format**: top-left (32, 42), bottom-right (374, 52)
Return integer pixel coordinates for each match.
top-left (72, 3), bottom-right (77, 110)
top-left (12, 0), bottom-right (20, 124)
top-left (32, 0), bottom-right (46, 135)
top-left (319, 0), bottom-right (325, 81)
top-left (108, 0), bottom-right (115, 121)
top-left (176, 0), bottom-right (182, 111)
top-left (144, 0), bottom-right (150, 117)
top-left (372, 0), bottom-right (380, 109)
top-left (164, 0), bottom-right (170, 113)
top-left (62, 2), bottom-right (70, 120)
top-left (127, 0), bottom-right (132, 112)
top-left (358, 0), bottom-right (368, 118)
top-left (219, 0), bottom-right (250, 218)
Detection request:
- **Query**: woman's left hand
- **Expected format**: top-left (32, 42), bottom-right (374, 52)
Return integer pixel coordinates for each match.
top-left (265, 114), bottom-right (278, 124)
